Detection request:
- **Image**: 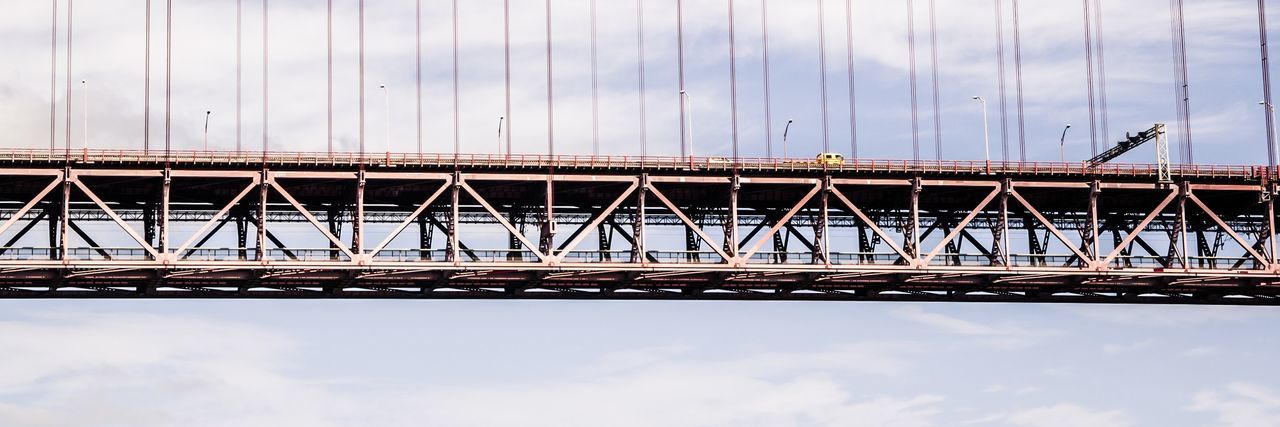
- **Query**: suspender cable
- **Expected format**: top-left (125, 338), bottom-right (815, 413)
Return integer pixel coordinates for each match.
top-left (236, 0), bottom-right (242, 153)
top-left (453, 0), bottom-right (461, 155)
top-left (589, 0), bottom-right (599, 155)
top-left (761, 0), bottom-right (773, 158)
top-left (504, 0), bottom-right (512, 156)
top-left (906, 0), bottom-right (919, 161)
top-left (165, 0), bottom-right (172, 155)
top-left (1012, 0), bottom-right (1026, 161)
top-left (262, 0), bottom-right (268, 154)
top-left (66, 0), bottom-right (73, 153)
top-left (328, 0), bottom-right (333, 154)
top-left (677, 0), bottom-right (688, 157)
top-left (1082, 0), bottom-right (1099, 156)
top-left (51, 0), bottom-right (58, 153)
top-left (928, 0), bottom-right (941, 160)
top-left (638, 0), bottom-right (648, 158)
top-left (416, 0), bottom-right (422, 155)
top-left (1172, 0), bottom-right (1193, 163)
top-left (546, 0), bottom-right (555, 156)
top-left (728, 0), bottom-right (740, 160)
top-left (1092, 0), bottom-right (1109, 149)
top-left (844, 0), bottom-right (857, 158)
top-left (144, 0), bottom-right (151, 153)
top-left (1258, 0), bottom-right (1276, 169)
top-left (817, 0), bottom-right (831, 154)
top-left (358, 0), bottom-right (365, 154)
top-left (993, 0), bottom-right (1009, 161)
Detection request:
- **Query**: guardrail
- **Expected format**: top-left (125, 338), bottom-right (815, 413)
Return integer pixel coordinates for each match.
top-left (0, 148), bottom-right (1267, 180)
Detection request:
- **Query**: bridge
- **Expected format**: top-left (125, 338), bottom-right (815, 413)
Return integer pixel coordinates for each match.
top-left (0, 150), bottom-right (1275, 305)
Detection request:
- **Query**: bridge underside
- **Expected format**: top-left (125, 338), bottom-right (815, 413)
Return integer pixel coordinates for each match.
top-left (0, 152), bottom-right (1277, 305)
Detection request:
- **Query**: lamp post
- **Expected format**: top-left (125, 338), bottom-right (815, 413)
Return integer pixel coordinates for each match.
top-left (972, 96), bottom-right (990, 165)
top-left (681, 90), bottom-right (694, 159)
top-left (81, 80), bottom-right (89, 158)
top-left (1059, 124), bottom-right (1071, 163)
top-left (782, 119), bottom-right (794, 159)
top-left (497, 116), bottom-right (505, 156)
top-left (1262, 101), bottom-right (1278, 169)
top-left (203, 111), bottom-right (212, 151)
top-left (380, 84), bottom-right (390, 155)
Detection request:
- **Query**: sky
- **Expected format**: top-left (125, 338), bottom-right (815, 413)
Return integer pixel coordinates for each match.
top-left (3, 0), bottom-right (1280, 425)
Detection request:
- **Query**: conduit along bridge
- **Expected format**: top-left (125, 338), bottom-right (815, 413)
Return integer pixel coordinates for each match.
top-left (0, 137), bottom-right (1276, 305)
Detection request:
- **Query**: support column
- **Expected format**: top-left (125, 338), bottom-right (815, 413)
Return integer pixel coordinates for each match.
top-left (633, 174), bottom-right (648, 265)
top-left (726, 174), bottom-right (740, 263)
top-left (1269, 189), bottom-right (1277, 268)
top-left (354, 168), bottom-right (366, 258)
top-left (1088, 180), bottom-right (1100, 267)
top-left (907, 177), bottom-right (922, 265)
top-left (59, 167), bottom-right (70, 261)
top-left (994, 179), bottom-right (1010, 266)
top-left (160, 167), bottom-right (171, 257)
top-left (257, 169), bottom-right (268, 261)
top-left (539, 172), bottom-right (556, 257)
top-left (815, 176), bottom-right (831, 266)
top-left (448, 171), bottom-right (461, 264)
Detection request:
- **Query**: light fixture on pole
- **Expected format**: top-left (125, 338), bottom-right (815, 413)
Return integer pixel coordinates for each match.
top-left (1059, 124), bottom-right (1071, 163)
top-left (681, 90), bottom-right (694, 158)
top-left (81, 80), bottom-right (88, 157)
top-left (972, 96), bottom-right (990, 165)
top-left (204, 111), bottom-right (212, 151)
top-left (783, 119), bottom-right (794, 159)
top-left (380, 84), bottom-right (391, 155)
top-left (497, 116), bottom-right (505, 156)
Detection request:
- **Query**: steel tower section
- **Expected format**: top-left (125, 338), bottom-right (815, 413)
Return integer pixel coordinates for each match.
top-left (0, 150), bottom-right (1275, 305)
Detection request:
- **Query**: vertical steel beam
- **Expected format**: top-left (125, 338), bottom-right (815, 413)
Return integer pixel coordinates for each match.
top-left (634, 174), bottom-right (648, 265)
top-left (1089, 180), bottom-right (1100, 266)
top-left (354, 168), bottom-right (366, 257)
top-left (994, 179), bottom-right (1009, 266)
top-left (909, 178), bottom-right (922, 264)
top-left (160, 167), bottom-right (171, 255)
top-left (449, 171), bottom-right (461, 264)
top-left (540, 173), bottom-right (556, 255)
top-left (727, 174), bottom-right (740, 261)
top-left (1178, 182), bottom-right (1190, 268)
top-left (1270, 192), bottom-right (1277, 268)
top-left (60, 167), bottom-right (70, 261)
top-left (257, 169), bottom-right (268, 261)
top-left (816, 176), bottom-right (831, 266)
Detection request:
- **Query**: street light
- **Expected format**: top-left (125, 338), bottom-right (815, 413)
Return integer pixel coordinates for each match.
top-left (972, 96), bottom-right (990, 164)
top-left (782, 119), bottom-right (794, 159)
top-left (497, 116), bottom-right (505, 156)
top-left (681, 90), bottom-right (695, 158)
top-left (1059, 124), bottom-right (1071, 163)
top-left (1262, 101), bottom-right (1278, 169)
top-left (81, 80), bottom-right (88, 156)
top-left (203, 111), bottom-right (212, 151)
top-left (380, 84), bottom-right (391, 155)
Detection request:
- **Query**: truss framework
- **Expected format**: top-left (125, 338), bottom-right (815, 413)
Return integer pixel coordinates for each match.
top-left (0, 163), bottom-right (1276, 305)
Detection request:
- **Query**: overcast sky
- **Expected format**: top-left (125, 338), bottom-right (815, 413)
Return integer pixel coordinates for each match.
top-left (3, 1), bottom-right (1280, 426)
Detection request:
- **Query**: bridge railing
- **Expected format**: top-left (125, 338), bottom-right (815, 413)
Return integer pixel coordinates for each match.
top-left (0, 148), bottom-right (1266, 179)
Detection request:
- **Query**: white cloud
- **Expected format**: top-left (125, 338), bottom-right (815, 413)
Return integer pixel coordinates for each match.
top-left (1190, 383), bottom-right (1280, 427)
top-left (0, 311), bottom-right (942, 427)
top-left (1004, 404), bottom-right (1132, 427)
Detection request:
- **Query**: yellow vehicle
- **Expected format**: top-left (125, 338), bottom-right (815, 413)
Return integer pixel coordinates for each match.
top-left (816, 152), bottom-right (845, 166)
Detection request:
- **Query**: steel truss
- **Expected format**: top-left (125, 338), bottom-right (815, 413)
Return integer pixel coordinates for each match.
top-left (0, 159), bottom-right (1277, 305)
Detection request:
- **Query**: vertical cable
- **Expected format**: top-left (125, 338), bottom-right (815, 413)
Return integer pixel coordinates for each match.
top-left (144, 0), bottom-right (151, 153)
top-left (236, 0), bottom-right (242, 153)
top-left (928, 0), bottom-right (941, 160)
top-left (1259, 0), bottom-right (1276, 169)
top-left (51, 0), bottom-right (58, 152)
top-left (677, 0), bottom-right (687, 157)
top-left (1083, 0), bottom-right (1099, 156)
top-left (358, 0), bottom-right (365, 154)
top-left (328, 0), bottom-right (333, 154)
top-left (416, 0), bottom-right (422, 155)
top-left (1093, 0), bottom-right (1109, 149)
top-left (66, 0), bottom-right (73, 152)
top-left (906, 0), bottom-right (919, 161)
top-left (993, 0), bottom-right (1009, 161)
top-left (504, 0), bottom-right (512, 156)
top-left (761, 0), bottom-right (773, 158)
top-left (1168, 0), bottom-right (1184, 159)
top-left (817, 0), bottom-right (830, 154)
top-left (728, 0), bottom-right (739, 160)
top-left (546, 0), bottom-right (555, 156)
top-left (638, 0), bottom-right (648, 157)
top-left (590, 0), bottom-right (599, 155)
top-left (1174, 0), bottom-right (1192, 162)
top-left (262, 0), bottom-right (268, 153)
top-left (844, 0), bottom-right (857, 157)
top-left (453, 0), bottom-right (460, 155)
top-left (1012, 0), bottom-right (1026, 161)
top-left (165, 0), bottom-right (172, 155)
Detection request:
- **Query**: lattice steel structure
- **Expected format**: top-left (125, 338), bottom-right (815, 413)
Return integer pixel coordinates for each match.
top-left (0, 150), bottom-right (1277, 305)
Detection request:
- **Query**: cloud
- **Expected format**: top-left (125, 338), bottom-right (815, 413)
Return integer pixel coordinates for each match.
top-left (0, 311), bottom-right (942, 427)
top-left (1004, 404), bottom-right (1132, 427)
top-left (1189, 383), bottom-right (1280, 427)
top-left (891, 305), bottom-right (1050, 349)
